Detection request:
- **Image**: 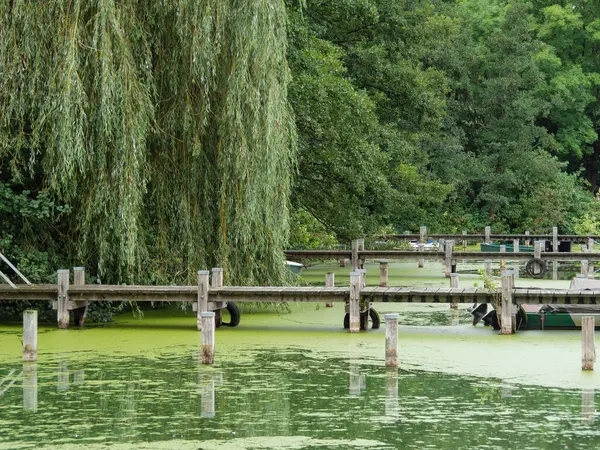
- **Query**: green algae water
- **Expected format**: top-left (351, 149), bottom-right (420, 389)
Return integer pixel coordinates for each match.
top-left (2, 304), bottom-right (600, 449)
top-left (1, 260), bottom-right (599, 449)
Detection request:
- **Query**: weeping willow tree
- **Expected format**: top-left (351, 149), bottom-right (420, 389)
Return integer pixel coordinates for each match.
top-left (0, 0), bottom-right (295, 284)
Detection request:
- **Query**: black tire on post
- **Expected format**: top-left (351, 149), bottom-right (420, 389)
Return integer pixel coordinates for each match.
top-left (215, 308), bottom-right (223, 328)
top-left (525, 258), bottom-right (547, 278)
top-left (515, 306), bottom-right (527, 331)
top-left (345, 309), bottom-right (380, 330)
top-left (490, 310), bottom-right (501, 331)
top-left (343, 313), bottom-right (349, 329)
top-left (222, 301), bottom-right (241, 327)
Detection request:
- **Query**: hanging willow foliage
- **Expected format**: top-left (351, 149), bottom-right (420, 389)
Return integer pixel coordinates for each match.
top-left (0, 0), bottom-right (296, 284)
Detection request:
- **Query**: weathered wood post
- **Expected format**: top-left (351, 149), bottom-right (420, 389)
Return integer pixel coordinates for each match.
top-left (211, 268), bottom-right (224, 325)
top-left (484, 259), bottom-right (492, 277)
top-left (379, 260), bottom-right (389, 287)
top-left (418, 244), bottom-right (424, 268)
top-left (419, 226), bottom-right (427, 244)
top-left (349, 271), bottom-right (361, 333)
top-left (552, 227), bottom-right (558, 252)
top-left (22, 363), bottom-right (37, 412)
top-left (588, 238), bottom-right (595, 277)
top-left (450, 274), bottom-right (459, 309)
top-left (201, 311), bottom-right (215, 364)
top-left (339, 258), bottom-right (345, 267)
top-left (325, 272), bottom-right (335, 307)
top-left (582, 316), bottom-right (595, 370)
top-left (357, 238), bottom-right (365, 268)
top-left (385, 313), bottom-right (399, 367)
top-left (500, 271), bottom-right (514, 335)
top-left (72, 267), bottom-right (88, 327)
top-left (351, 240), bottom-right (359, 271)
top-left (444, 240), bottom-right (454, 277)
top-left (532, 241), bottom-right (544, 276)
top-left (525, 230), bottom-right (530, 246)
top-left (513, 239), bottom-right (520, 253)
top-left (197, 270), bottom-right (210, 331)
top-left (462, 231), bottom-right (467, 249)
top-left (582, 260), bottom-right (590, 278)
top-left (499, 245), bottom-right (506, 271)
top-left (23, 310), bottom-right (37, 362)
top-left (57, 269), bottom-right (70, 329)
top-left (485, 226), bottom-right (491, 245)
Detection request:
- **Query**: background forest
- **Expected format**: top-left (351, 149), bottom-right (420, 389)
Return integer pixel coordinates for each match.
top-left (2, 0), bottom-right (600, 289)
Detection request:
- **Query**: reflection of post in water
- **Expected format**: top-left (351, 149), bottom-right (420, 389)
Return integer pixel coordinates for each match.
top-left (581, 389), bottom-right (595, 425)
top-left (451, 308), bottom-right (459, 327)
top-left (57, 359), bottom-right (69, 392)
top-left (385, 370), bottom-right (398, 418)
top-left (500, 385), bottom-right (513, 399)
top-left (73, 369), bottom-right (85, 385)
top-left (198, 371), bottom-right (221, 418)
top-left (349, 363), bottom-right (361, 396)
top-left (23, 363), bottom-right (37, 412)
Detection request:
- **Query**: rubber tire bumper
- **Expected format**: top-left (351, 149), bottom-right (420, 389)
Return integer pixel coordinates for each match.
top-left (344, 308), bottom-right (380, 330)
top-left (222, 301), bottom-right (241, 327)
top-left (525, 258), bottom-right (547, 278)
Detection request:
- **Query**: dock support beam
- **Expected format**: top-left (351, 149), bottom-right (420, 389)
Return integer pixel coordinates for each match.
top-left (352, 240), bottom-right (359, 271)
top-left (349, 272), bottom-right (361, 333)
top-left (449, 274), bottom-right (459, 309)
top-left (500, 271), bottom-right (514, 335)
top-left (462, 231), bottom-right (467, 249)
top-left (484, 259), bottom-right (492, 277)
top-left (385, 313), bottom-right (399, 367)
top-left (23, 310), bottom-right (37, 362)
top-left (588, 238), bottom-right (595, 277)
top-left (379, 260), bottom-right (389, 287)
top-left (513, 239), bottom-right (520, 253)
top-left (552, 226), bottom-right (558, 252)
top-left (485, 226), bottom-right (491, 244)
top-left (417, 244), bottom-right (424, 268)
top-left (72, 267), bottom-right (88, 327)
top-left (197, 270), bottom-right (210, 331)
top-left (211, 268), bottom-right (224, 326)
top-left (57, 269), bottom-right (69, 329)
top-left (525, 230), bottom-right (530, 246)
top-left (325, 272), bottom-right (334, 307)
top-left (582, 316), bottom-right (595, 371)
top-left (357, 238), bottom-right (365, 268)
top-left (201, 311), bottom-right (215, 364)
top-left (445, 240), bottom-right (454, 277)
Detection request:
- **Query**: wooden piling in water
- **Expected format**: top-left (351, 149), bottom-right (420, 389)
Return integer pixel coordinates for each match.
top-left (582, 260), bottom-right (589, 278)
top-left (197, 270), bottom-right (210, 331)
top-left (325, 272), bottom-right (334, 307)
top-left (525, 230), bottom-right (530, 246)
top-left (211, 268), bottom-right (224, 325)
top-left (379, 260), bottom-right (389, 287)
top-left (449, 274), bottom-right (459, 309)
top-left (484, 259), bottom-right (492, 277)
top-left (358, 268), bottom-right (367, 288)
top-left (357, 238), bottom-right (365, 268)
top-left (485, 226), bottom-right (491, 244)
top-left (201, 311), bottom-right (215, 364)
top-left (351, 240), bottom-right (359, 271)
top-left (500, 271), bottom-right (514, 335)
top-left (72, 267), bottom-right (88, 326)
top-left (588, 238), bottom-right (595, 277)
top-left (23, 310), bottom-right (37, 362)
top-left (417, 244), bottom-right (424, 268)
top-left (349, 272), bottom-right (361, 333)
top-left (385, 313), bottom-right (399, 367)
top-left (462, 231), bottom-right (467, 249)
top-left (582, 316), bottom-right (595, 371)
top-left (552, 227), bottom-right (558, 252)
top-left (445, 240), bottom-right (454, 277)
top-left (57, 269), bottom-right (69, 329)
top-left (420, 226), bottom-right (427, 244)
top-left (513, 239), bottom-right (520, 253)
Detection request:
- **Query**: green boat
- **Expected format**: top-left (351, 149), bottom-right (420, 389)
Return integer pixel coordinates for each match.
top-left (480, 243), bottom-right (534, 252)
top-left (285, 260), bottom-right (304, 275)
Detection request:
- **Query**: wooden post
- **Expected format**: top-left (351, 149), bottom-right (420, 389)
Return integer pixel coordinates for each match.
top-left (553, 261), bottom-right (558, 281)
top-left (358, 268), bottom-right (366, 288)
top-left (23, 310), bottom-right (37, 362)
top-left (525, 230), bottom-right (530, 246)
top-left (197, 270), bottom-right (210, 331)
top-left (418, 244), bottom-right (424, 268)
top-left (22, 363), bottom-right (37, 412)
top-left (211, 268), bottom-right (224, 325)
top-left (385, 313), bottom-right (399, 367)
top-left (201, 311), bottom-right (215, 364)
top-left (532, 241), bottom-right (543, 276)
top-left (351, 240), bottom-right (359, 271)
top-left (379, 260), bottom-right (389, 287)
top-left (582, 260), bottom-right (590, 278)
top-left (484, 259), bottom-right (492, 277)
top-left (349, 272), bottom-right (361, 333)
top-left (485, 226), bottom-right (491, 245)
top-left (419, 226), bottom-right (427, 244)
top-left (588, 238), bottom-right (595, 277)
top-left (499, 245), bottom-right (506, 271)
top-left (552, 227), bottom-right (558, 252)
top-left (357, 238), bottom-right (365, 268)
top-left (513, 239), bottom-right (520, 253)
top-left (325, 272), bottom-right (334, 307)
top-left (339, 258), bottom-right (345, 268)
top-left (57, 269), bottom-right (69, 329)
top-left (445, 240), bottom-right (454, 277)
top-left (72, 267), bottom-right (88, 327)
top-left (500, 271), bottom-right (514, 335)
top-left (449, 274), bottom-right (459, 309)
top-left (462, 231), bottom-right (467, 249)
top-left (582, 316), bottom-right (595, 370)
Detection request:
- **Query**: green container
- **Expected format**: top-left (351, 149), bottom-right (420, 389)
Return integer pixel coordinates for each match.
top-left (480, 243), bottom-right (534, 253)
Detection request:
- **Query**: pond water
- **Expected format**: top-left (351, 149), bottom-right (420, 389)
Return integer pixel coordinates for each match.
top-left (0, 259), bottom-right (599, 448)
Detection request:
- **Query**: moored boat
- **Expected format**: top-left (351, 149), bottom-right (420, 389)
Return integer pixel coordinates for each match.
top-left (285, 260), bottom-right (304, 275)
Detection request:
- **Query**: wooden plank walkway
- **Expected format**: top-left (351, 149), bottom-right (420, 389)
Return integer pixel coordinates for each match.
top-left (3, 284), bottom-right (600, 305)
